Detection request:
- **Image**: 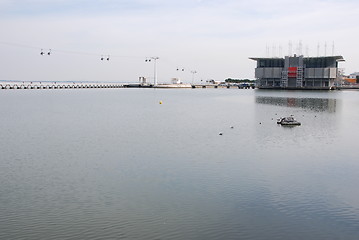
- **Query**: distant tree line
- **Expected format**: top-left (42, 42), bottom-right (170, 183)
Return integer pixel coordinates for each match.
top-left (224, 78), bottom-right (255, 83)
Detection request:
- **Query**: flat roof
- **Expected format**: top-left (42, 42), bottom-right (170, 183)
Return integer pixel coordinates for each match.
top-left (249, 56), bottom-right (345, 61)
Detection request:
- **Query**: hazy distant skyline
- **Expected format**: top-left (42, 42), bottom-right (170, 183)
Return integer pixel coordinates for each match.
top-left (1, 0), bottom-right (358, 83)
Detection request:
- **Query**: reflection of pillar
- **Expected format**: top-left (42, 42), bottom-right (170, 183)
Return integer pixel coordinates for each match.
top-left (328, 99), bottom-right (337, 113)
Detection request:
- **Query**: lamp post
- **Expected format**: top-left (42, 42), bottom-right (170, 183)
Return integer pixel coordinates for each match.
top-left (176, 67), bottom-right (185, 84)
top-left (191, 70), bottom-right (197, 85)
top-left (145, 57), bottom-right (159, 86)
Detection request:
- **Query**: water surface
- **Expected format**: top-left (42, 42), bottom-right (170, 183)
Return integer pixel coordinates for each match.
top-left (0, 88), bottom-right (358, 239)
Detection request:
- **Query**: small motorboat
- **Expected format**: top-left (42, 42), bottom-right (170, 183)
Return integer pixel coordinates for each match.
top-left (277, 116), bottom-right (301, 126)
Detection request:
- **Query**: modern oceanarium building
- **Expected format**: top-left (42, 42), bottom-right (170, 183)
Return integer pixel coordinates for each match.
top-left (250, 55), bottom-right (344, 90)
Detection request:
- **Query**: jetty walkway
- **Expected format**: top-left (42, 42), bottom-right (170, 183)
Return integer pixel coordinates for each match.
top-left (0, 82), bottom-right (255, 90)
top-left (0, 82), bottom-right (124, 90)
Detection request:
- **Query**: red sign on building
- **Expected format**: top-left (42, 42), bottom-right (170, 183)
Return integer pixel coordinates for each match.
top-left (288, 67), bottom-right (297, 78)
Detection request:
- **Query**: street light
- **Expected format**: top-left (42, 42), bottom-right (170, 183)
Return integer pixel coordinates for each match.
top-left (145, 57), bottom-right (159, 86)
top-left (191, 70), bottom-right (197, 84)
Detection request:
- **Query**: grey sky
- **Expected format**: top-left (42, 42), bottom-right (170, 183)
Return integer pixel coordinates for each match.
top-left (0, 0), bottom-right (358, 83)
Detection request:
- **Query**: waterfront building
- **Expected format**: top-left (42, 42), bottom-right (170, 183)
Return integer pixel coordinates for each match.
top-left (250, 55), bottom-right (344, 90)
top-left (349, 72), bottom-right (359, 78)
top-left (345, 72), bottom-right (359, 84)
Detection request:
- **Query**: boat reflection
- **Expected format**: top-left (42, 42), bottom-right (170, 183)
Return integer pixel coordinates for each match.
top-left (255, 96), bottom-right (337, 113)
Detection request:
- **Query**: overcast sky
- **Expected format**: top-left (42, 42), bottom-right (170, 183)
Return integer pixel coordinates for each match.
top-left (0, 0), bottom-right (358, 83)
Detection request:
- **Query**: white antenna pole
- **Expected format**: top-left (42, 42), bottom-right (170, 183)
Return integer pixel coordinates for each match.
top-left (299, 40), bottom-right (302, 55)
top-left (272, 44), bottom-right (275, 57)
top-left (324, 42), bottom-right (327, 56)
top-left (305, 45), bottom-right (309, 57)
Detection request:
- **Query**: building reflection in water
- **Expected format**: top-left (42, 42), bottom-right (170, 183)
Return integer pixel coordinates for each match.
top-left (255, 96), bottom-right (337, 113)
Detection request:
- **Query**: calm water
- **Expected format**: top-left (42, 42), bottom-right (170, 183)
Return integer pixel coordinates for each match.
top-left (0, 88), bottom-right (359, 240)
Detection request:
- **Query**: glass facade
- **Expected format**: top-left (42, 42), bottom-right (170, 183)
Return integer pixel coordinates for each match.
top-left (258, 58), bottom-right (284, 68)
top-left (303, 57), bottom-right (337, 68)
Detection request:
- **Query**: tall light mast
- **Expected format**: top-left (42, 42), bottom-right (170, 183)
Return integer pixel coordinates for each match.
top-left (145, 57), bottom-right (159, 86)
top-left (191, 70), bottom-right (197, 84)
